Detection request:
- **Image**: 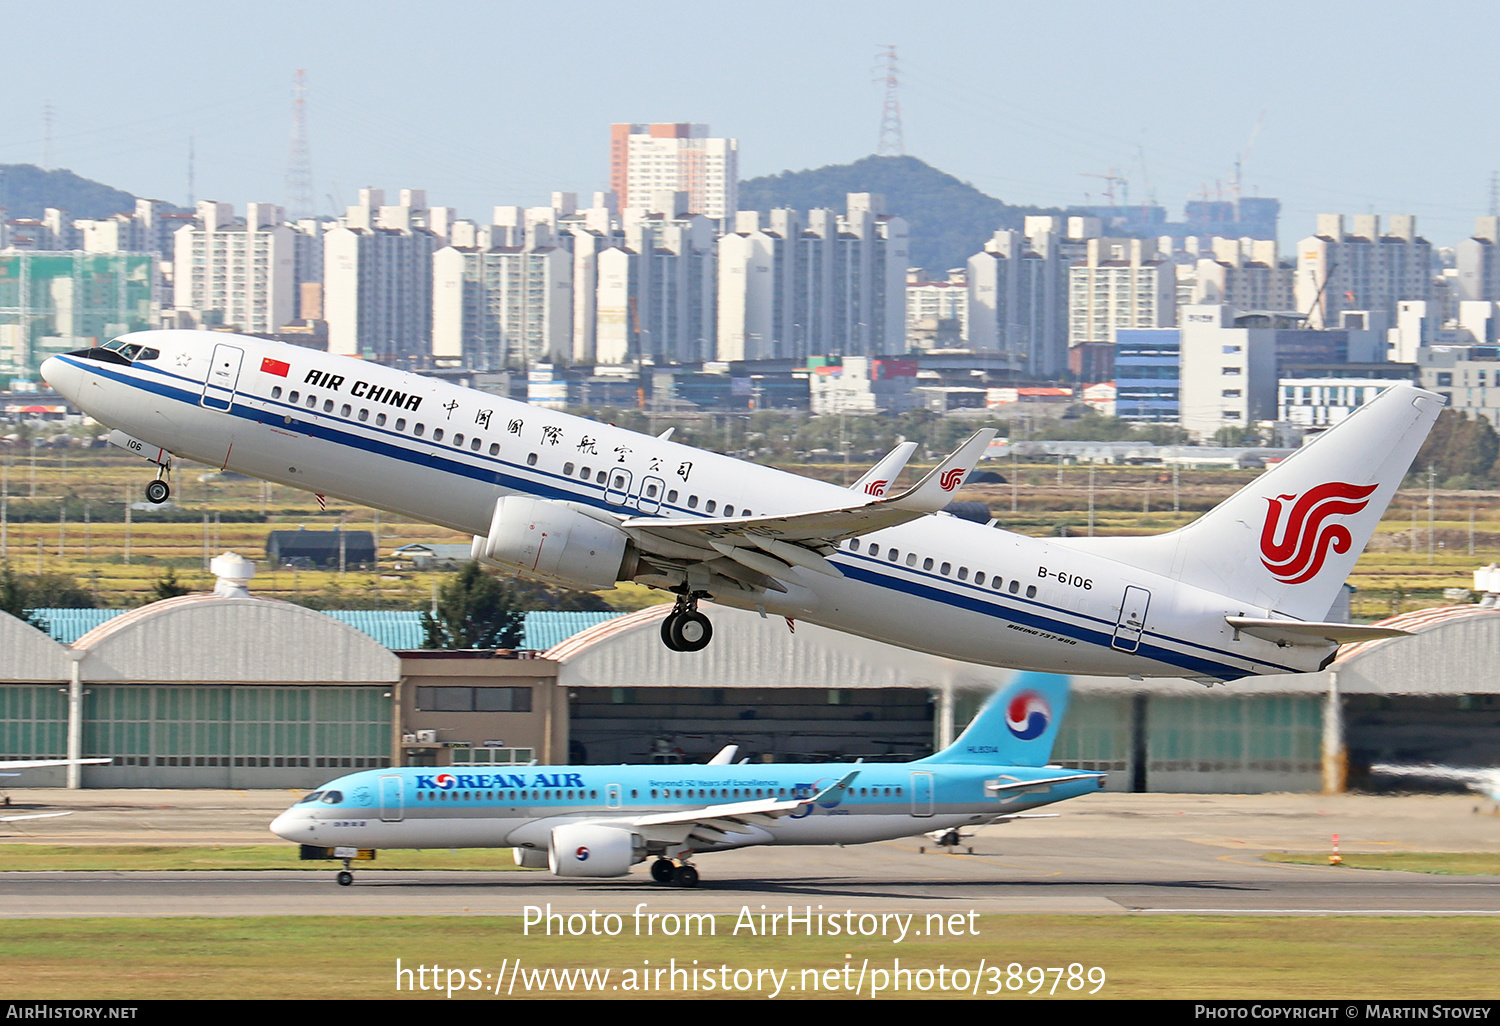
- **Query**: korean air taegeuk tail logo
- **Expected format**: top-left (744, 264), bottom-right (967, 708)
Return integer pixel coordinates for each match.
top-left (1006, 691), bottom-right (1051, 740)
top-left (1259, 482), bottom-right (1377, 584)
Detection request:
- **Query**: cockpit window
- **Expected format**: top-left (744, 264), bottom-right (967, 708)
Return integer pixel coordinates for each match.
top-left (133, 347), bottom-right (160, 361)
top-left (297, 791), bottom-right (324, 804)
top-left (320, 791), bottom-right (343, 804)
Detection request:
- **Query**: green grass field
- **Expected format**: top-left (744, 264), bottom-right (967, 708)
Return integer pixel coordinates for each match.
top-left (3, 913), bottom-right (1498, 999)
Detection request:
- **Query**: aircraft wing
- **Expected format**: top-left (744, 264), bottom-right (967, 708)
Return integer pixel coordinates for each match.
top-left (628, 771), bottom-right (859, 848)
top-left (621, 430), bottom-right (995, 581)
top-left (0, 811), bottom-right (73, 823)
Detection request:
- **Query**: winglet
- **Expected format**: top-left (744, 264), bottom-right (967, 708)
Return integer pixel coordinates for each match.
top-left (885, 429), bottom-right (996, 513)
top-left (801, 770), bottom-right (859, 806)
top-left (852, 441), bottom-right (917, 498)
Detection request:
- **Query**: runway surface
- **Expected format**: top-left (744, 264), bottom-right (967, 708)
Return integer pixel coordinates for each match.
top-left (2, 789), bottom-right (1499, 917)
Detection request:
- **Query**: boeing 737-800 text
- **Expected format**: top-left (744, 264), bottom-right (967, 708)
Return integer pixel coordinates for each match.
top-left (42, 330), bottom-right (1439, 681)
top-left (270, 673), bottom-right (1099, 886)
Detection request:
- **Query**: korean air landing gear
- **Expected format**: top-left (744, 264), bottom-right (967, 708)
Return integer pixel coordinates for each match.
top-left (337, 857), bottom-right (354, 886)
top-left (660, 594), bottom-right (712, 653)
top-left (650, 858), bottom-right (699, 887)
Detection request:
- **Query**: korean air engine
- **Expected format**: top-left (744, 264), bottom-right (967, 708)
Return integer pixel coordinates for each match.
top-left (547, 823), bottom-right (646, 878)
top-left (472, 496), bottom-right (636, 592)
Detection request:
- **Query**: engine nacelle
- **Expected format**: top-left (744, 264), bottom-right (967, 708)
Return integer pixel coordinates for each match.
top-left (547, 822), bottom-right (645, 878)
top-left (473, 496), bottom-right (634, 591)
top-left (513, 846), bottom-right (549, 869)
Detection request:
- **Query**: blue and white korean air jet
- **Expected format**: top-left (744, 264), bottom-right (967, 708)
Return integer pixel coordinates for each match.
top-left (42, 329), bottom-right (1440, 681)
top-left (269, 673), bottom-right (1098, 886)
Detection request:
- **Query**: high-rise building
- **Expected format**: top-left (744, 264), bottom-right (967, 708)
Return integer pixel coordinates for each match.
top-left (0, 251), bottom-right (154, 379)
top-left (1067, 237), bottom-right (1177, 346)
top-left (173, 201), bottom-right (296, 336)
top-left (324, 189), bottom-right (441, 361)
top-left (1295, 214), bottom-right (1431, 330)
top-left (966, 217), bottom-right (1083, 377)
top-left (1455, 216), bottom-right (1500, 305)
top-left (432, 221), bottom-right (573, 370)
top-left (717, 194), bottom-right (907, 361)
top-left (609, 123), bottom-right (738, 221)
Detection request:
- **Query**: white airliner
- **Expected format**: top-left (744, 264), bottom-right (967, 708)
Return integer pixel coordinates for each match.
top-left (270, 672), bottom-right (1099, 886)
top-left (41, 329), bottom-right (1439, 681)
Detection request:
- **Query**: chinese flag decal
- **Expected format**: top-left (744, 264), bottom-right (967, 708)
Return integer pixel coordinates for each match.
top-left (261, 357), bottom-right (291, 377)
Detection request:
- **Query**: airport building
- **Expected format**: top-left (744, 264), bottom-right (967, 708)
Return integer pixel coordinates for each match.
top-left (6, 551), bottom-right (1500, 796)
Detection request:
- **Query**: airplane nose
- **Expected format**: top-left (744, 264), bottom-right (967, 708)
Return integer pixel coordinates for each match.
top-left (40, 356), bottom-right (81, 402)
top-left (270, 809), bottom-right (312, 841)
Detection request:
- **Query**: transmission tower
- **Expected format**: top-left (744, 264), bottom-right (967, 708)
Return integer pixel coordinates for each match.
top-left (285, 69), bottom-right (314, 220)
top-left (873, 45), bottom-right (905, 156)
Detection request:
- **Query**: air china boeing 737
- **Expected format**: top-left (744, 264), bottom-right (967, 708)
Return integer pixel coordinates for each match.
top-left (270, 673), bottom-right (1098, 886)
top-left (42, 329), bottom-right (1439, 681)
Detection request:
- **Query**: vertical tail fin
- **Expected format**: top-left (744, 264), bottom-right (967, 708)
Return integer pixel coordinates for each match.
top-left (1057, 384), bottom-right (1444, 621)
top-left (920, 672), bottom-right (1070, 767)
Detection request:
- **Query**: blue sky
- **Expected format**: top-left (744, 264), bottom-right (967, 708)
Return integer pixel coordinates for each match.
top-left (2, 1), bottom-right (1495, 247)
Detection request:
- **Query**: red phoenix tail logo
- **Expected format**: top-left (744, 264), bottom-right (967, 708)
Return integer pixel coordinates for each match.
top-left (1259, 481), bottom-right (1378, 584)
top-left (865, 479), bottom-right (889, 496)
top-left (939, 468), bottom-right (965, 492)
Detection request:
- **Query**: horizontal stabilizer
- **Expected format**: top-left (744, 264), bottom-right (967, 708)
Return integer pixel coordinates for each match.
top-left (1225, 616), bottom-right (1411, 647)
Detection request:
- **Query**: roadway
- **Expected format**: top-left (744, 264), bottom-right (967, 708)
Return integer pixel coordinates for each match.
top-left (2, 789), bottom-right (1499, 917)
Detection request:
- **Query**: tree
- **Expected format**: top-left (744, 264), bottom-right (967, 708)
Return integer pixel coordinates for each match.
top-left (0, 563), bottom-right (59, 632)
top-left (419, 564), bottom-right (611, 650)
top-left (150, 568), bottom-right (191, 602)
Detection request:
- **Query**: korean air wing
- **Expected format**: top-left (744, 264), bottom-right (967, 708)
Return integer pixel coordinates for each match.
top-left (41, 329), bottom-right (1442, 681)
top-left (270, 673), bottom-right (1100, 886)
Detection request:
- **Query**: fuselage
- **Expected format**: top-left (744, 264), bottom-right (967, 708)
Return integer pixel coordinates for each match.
top-left (268, 760), bottom-right (1098, 853)
top-left (42, 328), bottom-right (1308, 679)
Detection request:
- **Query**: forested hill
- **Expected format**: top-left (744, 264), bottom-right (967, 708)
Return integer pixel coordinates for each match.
top-left (738, 155), bottom-right (1062, 273)
top-left (0, 164), bottom-right (141, 220)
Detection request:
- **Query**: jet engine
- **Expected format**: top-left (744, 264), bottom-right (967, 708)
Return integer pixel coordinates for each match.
top-left (471, 496), bottom-right (636, 592)
top-left (546, 822), bottom-right (646, 878)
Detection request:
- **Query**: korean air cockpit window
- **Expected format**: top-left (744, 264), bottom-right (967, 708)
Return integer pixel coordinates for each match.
top-left (297, 791), bottom-right (324, 804)
top-left (320, 791), bottom-right (343, 804)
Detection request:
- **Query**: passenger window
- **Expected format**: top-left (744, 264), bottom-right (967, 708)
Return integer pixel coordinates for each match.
top-left (489, 443), bottom-right (500, 455)
top-left (941, 562), bottom-right (951, 576)
top-left (957, 567), bottom-right (968, 581)
top-left (850, 540), bottom-right (861, 552)
top-left (667, 490), bottom-right (678, 503)
top-left (323, 399), bottom-right (334, 412)
top-left (922, 557), bottom-right (934, 571)
top-left (596, 471), bottom-right (606, 484)
top-left (289, 391), bottom-right (300, 403)
top-left (395, 418), bottom-right (406, 431)
top-left (341, 404), bottom-right (352, 417)
top-left (527, 453), bottom-right (538, 466)
top-left (868, 544), bottom-right (880, 558)
top-left (580, 465), bottom-right (591, 479)
top-left (687, 495), bottom-right (699, 509)
top-left (414, 424), bottom-right (424, 436)
top-left (433, 428), bottom-right (444, 441)
top-left (357, 408), bottom-right (368, 422)
top-left (453, 433), bottom-right (464, 446)
top-left (306, 395), bottom-right (317, 408)
top-left (613, 473), bottom-right (626, 489)
top-left (1026, 585), bottom-right (1037, 598)
top-left (723, 505), bottom-right (734, 516)
top-left (705, 500), bottom-right (717, 514)
top-left (564, 462), bottom-right (575, 475)
top-left (974, 571), bottom-right (985, 585)
top-left (742, 509), bottom-right (751, 516)
top-left (1008, 580), bottom-right (1020, 594)
top-left (888, 549), bottom-right (899, 561)
top-left (470, 438), bottom-right (481, 451)
top-left (375, 413), bottom-right (386, 427)
top-left (646, 483), bottom-right (658, 498)
top-left (271, 386), bottom-right (282, 399)
top-left (906, 553), bottom-right (917, 567)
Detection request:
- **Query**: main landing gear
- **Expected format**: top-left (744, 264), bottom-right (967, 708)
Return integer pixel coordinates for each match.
top-left (660, 593), bottom-right (712, 653)
top-left (144, 461), bottom-right (172, 504)
top-left (650, 858), bottom-right (699, 887)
